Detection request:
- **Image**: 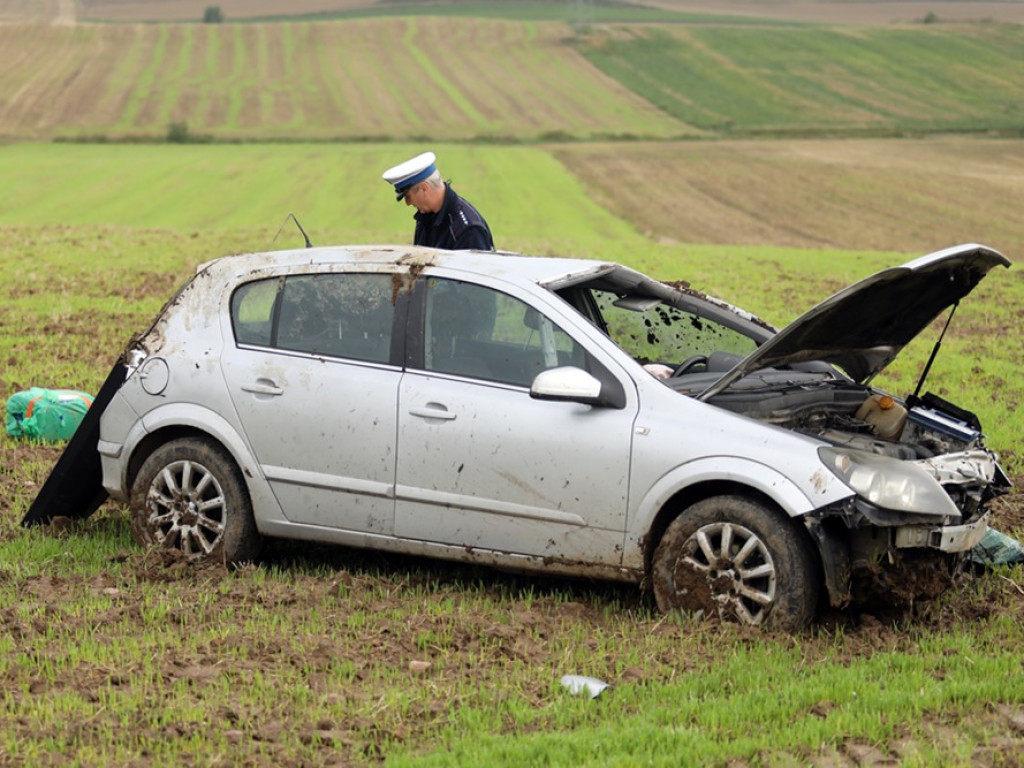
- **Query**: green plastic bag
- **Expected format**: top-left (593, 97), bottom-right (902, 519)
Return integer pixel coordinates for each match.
top-left (5, 388), bottom-right (94, 442)
top-left (968, 527), bottom-right (1024, 568)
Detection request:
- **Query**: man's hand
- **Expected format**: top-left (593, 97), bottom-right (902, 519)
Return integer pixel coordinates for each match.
top-left (643, 363), bottom-right (673, 380)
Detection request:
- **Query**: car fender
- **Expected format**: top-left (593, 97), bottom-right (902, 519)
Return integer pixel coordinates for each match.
top-left (122, 403), bottom-right (288, 529)
top-left (623, 455), bottom-right (854, 569)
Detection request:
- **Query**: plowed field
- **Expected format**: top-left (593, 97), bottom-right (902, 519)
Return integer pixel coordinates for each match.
top-left (0, 18), bottom-right (684, 141)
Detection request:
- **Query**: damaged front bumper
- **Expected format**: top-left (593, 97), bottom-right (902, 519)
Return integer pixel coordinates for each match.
top-left (807, 443), bottom-right (1011, 608)
top-left (893, 513), bottom-right (989, 552)
top-left (806, 504), bottom-right (992, 610)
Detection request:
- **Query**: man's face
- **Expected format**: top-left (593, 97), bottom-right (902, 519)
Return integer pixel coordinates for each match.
top-left (404, 182), bottom-right (427, 212)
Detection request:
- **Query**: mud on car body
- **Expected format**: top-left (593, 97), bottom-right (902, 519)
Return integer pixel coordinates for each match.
top-left (91, 243), bottom-right (1010, 630)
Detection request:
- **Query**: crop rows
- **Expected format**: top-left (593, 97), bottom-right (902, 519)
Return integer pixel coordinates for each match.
top-left (575, 22), bottom-right (1024, 135)
top-left (0, 18), bottom-right (682, 141)
top-left (3, 17), bottom-right (1024, 142)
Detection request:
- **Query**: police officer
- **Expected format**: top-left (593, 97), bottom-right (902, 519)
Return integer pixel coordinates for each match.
top-left (382, 152), bottom-right (494, 251)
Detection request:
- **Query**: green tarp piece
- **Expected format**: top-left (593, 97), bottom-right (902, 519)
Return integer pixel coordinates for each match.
top-left (969, 527), bottom-right (1024, 568)
top-left (5, 388), bottom-right (94, 442)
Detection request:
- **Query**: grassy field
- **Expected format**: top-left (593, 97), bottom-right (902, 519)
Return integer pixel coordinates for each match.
top-left (1, 144), bottom-right (1023, 766)
top-left (575, 22), bottom-right (1024, 135)
top-left (2, 138), bottom-right (1021, 455)
top-left (2, 3), bottom-right (1024, 765)
top-left (4, 136), bottom-right (1024, 260)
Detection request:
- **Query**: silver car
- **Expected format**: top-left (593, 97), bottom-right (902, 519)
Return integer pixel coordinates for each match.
top-left (96, 243), bottom-right (1011, 630)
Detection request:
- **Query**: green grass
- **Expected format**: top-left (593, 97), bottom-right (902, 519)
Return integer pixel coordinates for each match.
top-left (0, 142), bottom-right (646, 253)
top-left (1, 142), bottom-right (1020, 466)
top-left (395, 638), bottom-right (1024, 766)
top-left (0, 142), bottom-right (1022, 766)
top-left (575, 24), bottom-right (1024, 135)
top-left (0, 510), bottom-right (1021, 767)
top-left (2, 8), bottom-right (1022, 763)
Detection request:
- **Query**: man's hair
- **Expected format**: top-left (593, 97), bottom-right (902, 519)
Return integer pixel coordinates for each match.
top-left (425, 170), bottom-right (444, 189)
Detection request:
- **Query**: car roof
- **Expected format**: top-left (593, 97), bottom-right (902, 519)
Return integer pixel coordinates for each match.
top-left (199, 245), bottom-right (623, 289)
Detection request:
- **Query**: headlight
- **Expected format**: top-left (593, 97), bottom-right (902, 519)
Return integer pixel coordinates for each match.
top-left (818, 447), bottom-right (959, 518)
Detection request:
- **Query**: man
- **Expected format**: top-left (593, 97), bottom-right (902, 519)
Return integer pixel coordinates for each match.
top-left (382, 151), bottom-right (495, 251)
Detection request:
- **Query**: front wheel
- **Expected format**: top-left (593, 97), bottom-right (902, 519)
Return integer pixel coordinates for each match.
top-left (130, 438), bottom-right (262, 564)
top-left (652, 495), bottom-right (819, 631)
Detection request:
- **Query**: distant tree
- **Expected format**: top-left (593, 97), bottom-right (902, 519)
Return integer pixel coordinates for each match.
top-left (166, 121), bottom-right (191, 143)
top-left (166, 121), bottom-right (213, 144)
top-left (922, 12), bottom-right (939, 24)
top-left (203, 6), bottom-right (224, 23)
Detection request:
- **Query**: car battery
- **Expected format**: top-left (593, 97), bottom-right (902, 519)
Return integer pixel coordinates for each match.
top-left (906, 406), bottom-right (981, 445)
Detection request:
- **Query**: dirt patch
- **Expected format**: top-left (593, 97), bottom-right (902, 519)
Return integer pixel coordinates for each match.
top-left (0, 442), bottom-right (63, 531)
top-left (0, 0), bottom-right (63, 23)
top-left (553, 138), bottom-right (1024, 258)
top-left (992, 477), bottom-right (1024, 534)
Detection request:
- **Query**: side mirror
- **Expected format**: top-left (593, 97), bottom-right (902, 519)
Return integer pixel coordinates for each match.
top-left (530, 366), bottom-right (606, 406)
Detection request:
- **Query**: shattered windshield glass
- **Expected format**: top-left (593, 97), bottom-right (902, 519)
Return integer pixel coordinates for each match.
top-left (591, 289), bottom-right (757, 368)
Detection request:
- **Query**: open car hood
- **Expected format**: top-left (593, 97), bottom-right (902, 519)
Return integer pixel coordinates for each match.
top-left (698, 244), bottom-right (1010, 401)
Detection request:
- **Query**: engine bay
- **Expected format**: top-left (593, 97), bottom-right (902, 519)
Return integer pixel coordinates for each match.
top-left (702, 374), bottom-right (984, 460)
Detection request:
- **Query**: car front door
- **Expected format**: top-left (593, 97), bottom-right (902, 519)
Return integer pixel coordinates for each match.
top-left (220, 270), bottom-right (405, 533)
top-left (394, 276), bottom-right (637, 564)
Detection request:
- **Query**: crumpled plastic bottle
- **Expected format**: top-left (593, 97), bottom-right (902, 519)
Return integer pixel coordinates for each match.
top-left (559, 674), bottom-right (609, 699)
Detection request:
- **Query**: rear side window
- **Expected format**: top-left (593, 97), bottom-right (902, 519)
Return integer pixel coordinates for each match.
top-left (231, 273), bottom-right (395, 364)
top-left (231, 277), bottom-right (280, 347)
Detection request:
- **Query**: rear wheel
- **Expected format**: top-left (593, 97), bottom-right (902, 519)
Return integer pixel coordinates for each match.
top-left (652, 495), bottom-right (818, 631)
top-left (131, 438), bottom-right (262, 564)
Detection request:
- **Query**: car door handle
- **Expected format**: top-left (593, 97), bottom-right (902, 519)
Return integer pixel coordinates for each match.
top-left (408, 405), bottom-right (457, 421)
top-left (241, 380), bottom-right (284, 397)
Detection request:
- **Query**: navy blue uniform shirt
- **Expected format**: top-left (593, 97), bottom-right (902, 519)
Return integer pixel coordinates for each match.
top-left (413, 184), bottom-right (494, 251)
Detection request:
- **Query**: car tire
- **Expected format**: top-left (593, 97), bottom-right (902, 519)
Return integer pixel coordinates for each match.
top-left (652, 495), bottom-right (819, 631)
top-left (130, 437), bottom-right (262, 564)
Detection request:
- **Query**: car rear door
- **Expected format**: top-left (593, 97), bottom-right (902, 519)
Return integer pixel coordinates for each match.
top-left (394, 275), bottom-right (638, 564)
top-left (220, 269), bottom-right (406, 533)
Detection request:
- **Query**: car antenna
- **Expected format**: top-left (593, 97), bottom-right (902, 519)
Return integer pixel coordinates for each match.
top-left (273, 213), bottom-right (313, 248)
top-left (908, 300), bottom-right (958, 407)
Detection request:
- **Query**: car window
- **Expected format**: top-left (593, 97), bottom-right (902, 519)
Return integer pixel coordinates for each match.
top-left (231, 273), bottom-right (395, 363)
top-left (423, 278), bottom-right (585, 387)
top-left (231, 277), bottom-right (280, 347)
top-left (591, 289), bottom-right (756, 367)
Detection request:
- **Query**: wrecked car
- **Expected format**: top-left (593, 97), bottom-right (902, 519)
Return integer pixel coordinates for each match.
top-left (81, 243), bottom-right (1010, 630)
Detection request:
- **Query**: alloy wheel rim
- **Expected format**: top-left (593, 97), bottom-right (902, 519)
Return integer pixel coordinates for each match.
top-left (146, 459), bottom-right (226, 558)
top-left (678, 521), bottom-right (777, 625)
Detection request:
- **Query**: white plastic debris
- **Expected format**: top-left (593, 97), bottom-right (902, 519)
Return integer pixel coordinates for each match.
top-left (559, 674), bottom-right (609, 699)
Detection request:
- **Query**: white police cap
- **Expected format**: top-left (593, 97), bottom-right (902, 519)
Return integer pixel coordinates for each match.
top-left (382, 151), bottom-right (437, 201)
